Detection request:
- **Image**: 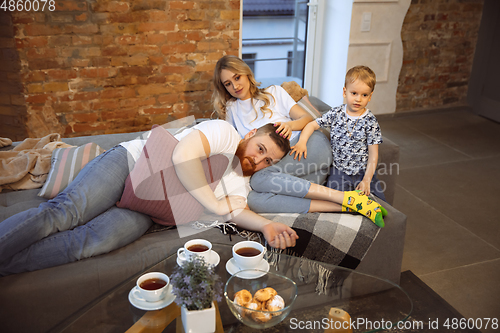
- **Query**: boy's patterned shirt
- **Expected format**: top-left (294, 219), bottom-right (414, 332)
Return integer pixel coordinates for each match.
top-left (316, 104), bottom-right (382, 176)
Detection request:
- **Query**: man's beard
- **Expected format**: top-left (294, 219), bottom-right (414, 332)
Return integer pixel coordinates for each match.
top-left (233, 139), bottom-right (257, 177)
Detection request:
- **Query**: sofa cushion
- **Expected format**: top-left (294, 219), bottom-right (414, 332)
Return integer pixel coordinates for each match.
top-left (117, 125), bottom-right (228, 226)
top-left (38, 143), bottom-right (104, 199)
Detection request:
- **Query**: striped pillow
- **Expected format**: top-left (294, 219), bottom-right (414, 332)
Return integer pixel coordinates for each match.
top-left (38, 143), bottom-right (104, 199)
top-left (297, 96), bottom-right (330, 138)
top-left (297, 96), bottom-right (322, 118)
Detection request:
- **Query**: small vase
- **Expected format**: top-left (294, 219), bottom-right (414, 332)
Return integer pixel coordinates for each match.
top-left (181, 301), bottom-right (216, 333)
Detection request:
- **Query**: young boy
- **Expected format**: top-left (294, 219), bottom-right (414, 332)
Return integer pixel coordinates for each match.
top-left (290, 65), bottom-right (386, 201)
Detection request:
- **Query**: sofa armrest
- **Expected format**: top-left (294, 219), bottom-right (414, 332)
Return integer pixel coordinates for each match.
top-left (356, 200), bottom-right (407, 283)
top-left (377, 137), bottom-right (399, 205)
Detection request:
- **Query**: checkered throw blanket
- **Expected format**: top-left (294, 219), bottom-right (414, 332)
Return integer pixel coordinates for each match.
top-left (153, 211), bottom-right (380, 295)
top-left (150, 211), bottom-right (380, 270)
top-left (259, 212), bottom-right (380, 270)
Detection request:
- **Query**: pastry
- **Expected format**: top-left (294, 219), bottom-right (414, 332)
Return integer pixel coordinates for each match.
top-left (266, 294), bottom-right (285, 314)
top-left (251, 310), bottom-right (272, 323)
top-left (234, 289), bottom-right (253, 316)
top-left (233, 288), bottom-right (284, 323)
top-left (234, 289), bottom-right (252, 306)
top-left (254, 287), bottom-right (277, 302)
top-left (246, 299), bottom-right (261, 311)
top-left (264, 287), bottom-right (277, 298)
top-left (243, 298), bottom-right (262, 317)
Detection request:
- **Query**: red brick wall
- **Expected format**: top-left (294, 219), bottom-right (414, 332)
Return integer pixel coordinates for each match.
top-left (397, 0), bottom-right (484, 111)
top-left (1, 0), bottom-right (240, 139)
top-left (0, 11), bottom-right (28, 141)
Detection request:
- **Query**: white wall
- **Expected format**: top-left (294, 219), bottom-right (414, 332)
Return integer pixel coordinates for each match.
top-left (305, 0), bottom-right (410, 114)
top-left (239, 0), bottom-right (410, 114)
top-left (347, 0), bottom-right (411, 115)
top-left (305, 0), bottom-right (353, 107)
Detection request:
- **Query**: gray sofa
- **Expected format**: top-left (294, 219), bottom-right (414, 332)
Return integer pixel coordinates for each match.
top-left (0, 98), bottom-right (406, 333)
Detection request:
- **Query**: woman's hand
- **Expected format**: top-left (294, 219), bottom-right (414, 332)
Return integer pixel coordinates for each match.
top-left (273, 122), bottom-right (292, 140)
top-left (261, 222), bottom-right (299, 249)
top-left (289, 141), bottom-right (308, 161)
top-left (214, 196), bottom-right (247, 216)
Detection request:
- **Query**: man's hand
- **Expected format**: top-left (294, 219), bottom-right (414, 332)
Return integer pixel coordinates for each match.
top-left (261, 222), bottom-right (299, 249)
top-left (215, 196), bottom-right (247, 216)
top-left (227, 210), bottom-right (298, 250)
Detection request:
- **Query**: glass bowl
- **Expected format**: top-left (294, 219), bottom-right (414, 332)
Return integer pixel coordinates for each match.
top-left (224, 269), bottom-right (298, 329)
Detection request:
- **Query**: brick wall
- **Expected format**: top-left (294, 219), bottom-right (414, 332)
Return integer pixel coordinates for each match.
top-left (2, 1), bottom-right (487, 138)
top-left (0, 11), bottom-right (28, 141)
top-left (397, 0), bottom-right (483, 111)
top-left (1, 0), bottom-right (240, 139)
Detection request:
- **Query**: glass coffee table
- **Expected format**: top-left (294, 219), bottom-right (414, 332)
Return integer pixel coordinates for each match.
top-left (50, 243), bottom-right (412, 333)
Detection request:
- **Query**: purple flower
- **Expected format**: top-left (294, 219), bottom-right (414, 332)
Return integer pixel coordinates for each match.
top-left (170, 256), bottom-right (223, 310)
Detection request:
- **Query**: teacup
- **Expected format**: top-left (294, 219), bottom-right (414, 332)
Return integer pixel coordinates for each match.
top-left (177, 239), bottom-right (212, 263)
top-left (232, 241), bottom-right (266, 270)
top-left (133, 272), bottom-right (170, 302)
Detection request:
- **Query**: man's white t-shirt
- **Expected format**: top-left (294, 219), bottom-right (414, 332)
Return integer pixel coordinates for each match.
top-left (226, 85), bottom-right (299, 141)
top-left (120, 120), bottom-right (250, 201)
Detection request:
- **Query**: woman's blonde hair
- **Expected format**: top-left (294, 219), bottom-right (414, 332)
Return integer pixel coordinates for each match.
top-left (212, 55), bottom-right (274, 121)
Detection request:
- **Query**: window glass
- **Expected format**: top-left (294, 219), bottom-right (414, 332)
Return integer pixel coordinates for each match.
top-left (242, 0), bottom-right (309, 88)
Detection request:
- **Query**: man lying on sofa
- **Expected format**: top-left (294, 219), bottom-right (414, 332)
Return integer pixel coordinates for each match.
top-left (0, 120), bottom-right (298, 275)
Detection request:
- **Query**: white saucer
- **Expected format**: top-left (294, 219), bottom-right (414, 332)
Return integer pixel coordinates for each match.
top-left (176, 250), bottom-right (220, 267)
top-left (225, 258), bottom-right (270, 279)
top-left (128, 284), bottom-right (176, 311)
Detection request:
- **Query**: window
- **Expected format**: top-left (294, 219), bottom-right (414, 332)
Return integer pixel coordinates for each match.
top-left (287, 50), bottom-right (304, 77)
top-left (242, 53), bottom-right (257, 73)
top-left (242, 0), bottom-right (309, 88)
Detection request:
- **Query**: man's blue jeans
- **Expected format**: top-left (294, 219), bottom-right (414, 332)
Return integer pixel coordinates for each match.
top-left (326, 166), bottom-right (386, 202)
top-left (247, 131), bottom-right (332, 214)
top-left (0, 146), bottom-right (152, 275)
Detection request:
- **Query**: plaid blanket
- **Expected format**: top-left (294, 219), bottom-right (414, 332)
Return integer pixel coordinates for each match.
top-left (202, 212), bottom-right (381, 295)
top-left (259, 212), bottom-right (380, 270)
top-left (151, 212), bottom-right (380, 295)
top-left (151, 211), bottom-right (380, 270)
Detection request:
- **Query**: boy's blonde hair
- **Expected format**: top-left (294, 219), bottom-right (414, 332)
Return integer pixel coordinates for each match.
top-left (345, 66), bottom-right (376, 92)
top-left (212, 55), bottom-right (274, 121)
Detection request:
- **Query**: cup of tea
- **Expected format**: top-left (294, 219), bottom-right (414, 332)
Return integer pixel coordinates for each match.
top-left (177, 239), bottom-right (212, 263)
top-left (132, 272), bottom-right (170, 302)
top-left (232, 241), bottom-right (266, 269)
